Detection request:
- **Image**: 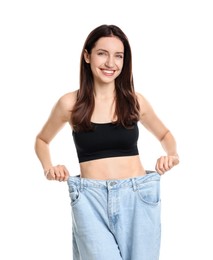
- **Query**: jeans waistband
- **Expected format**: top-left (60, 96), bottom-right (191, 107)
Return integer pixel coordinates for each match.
top-left (67, 171), bottom-right (160, 191)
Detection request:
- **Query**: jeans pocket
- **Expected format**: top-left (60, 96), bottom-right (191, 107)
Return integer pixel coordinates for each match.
top-left (68, 184), bottom-right (81, 206)
top-left (137, 179), bottom-right (161, 206)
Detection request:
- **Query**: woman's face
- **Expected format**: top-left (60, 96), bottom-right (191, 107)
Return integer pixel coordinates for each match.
top-left (84, 36), bottom-right (124, 84)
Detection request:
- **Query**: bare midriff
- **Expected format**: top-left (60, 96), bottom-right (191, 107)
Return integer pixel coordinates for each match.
top-left (79, 155), bottom-right (146, 180)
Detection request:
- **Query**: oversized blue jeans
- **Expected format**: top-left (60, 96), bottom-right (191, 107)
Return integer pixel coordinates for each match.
top-left (67, 171), bottom-right (161, 260)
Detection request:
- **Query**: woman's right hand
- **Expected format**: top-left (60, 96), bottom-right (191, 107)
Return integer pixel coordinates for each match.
top-left (44, 165), bottom-right (70, 182)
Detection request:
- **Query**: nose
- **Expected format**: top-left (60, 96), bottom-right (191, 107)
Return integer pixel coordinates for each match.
top-left (105, 55), bottom-right (114, 68)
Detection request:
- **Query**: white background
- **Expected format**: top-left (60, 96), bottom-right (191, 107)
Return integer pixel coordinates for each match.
top-left (0, 0), bottom-right (213, 259)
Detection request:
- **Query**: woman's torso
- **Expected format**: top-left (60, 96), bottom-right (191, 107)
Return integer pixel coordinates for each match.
top-left (79, 155), bottom-right (146, 180)
top-left (67, 90), bottom-right (146, 180)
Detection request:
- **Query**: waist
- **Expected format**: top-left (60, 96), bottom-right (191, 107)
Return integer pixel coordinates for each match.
top-left (68, 171), bottom-right (160, 189)
top-left (79, 155), bottom-right (146, 180)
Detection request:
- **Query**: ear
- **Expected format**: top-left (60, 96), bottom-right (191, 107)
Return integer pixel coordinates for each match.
top-left (84, 49), bottom-right (90, 63)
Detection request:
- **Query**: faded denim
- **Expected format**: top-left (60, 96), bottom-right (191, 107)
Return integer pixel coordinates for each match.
top-left (67, 171), bottom-right (161, 260)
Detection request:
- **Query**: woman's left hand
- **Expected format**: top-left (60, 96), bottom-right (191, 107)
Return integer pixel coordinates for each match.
top-left (155, 155), bottom-right (179, 175)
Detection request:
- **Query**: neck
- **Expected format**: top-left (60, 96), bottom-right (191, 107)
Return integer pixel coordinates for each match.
top-left (93, 85), bottom-right (115, 100)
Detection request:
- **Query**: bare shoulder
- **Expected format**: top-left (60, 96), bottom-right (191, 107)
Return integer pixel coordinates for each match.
top-left (57, 90), bottom-right (78, 110)
top-left (135, 92), bottom-right (153, 115)
top-left (52, 90), bottom-right (78, 123)
top-left (136, 92), bottom-right (146, 103)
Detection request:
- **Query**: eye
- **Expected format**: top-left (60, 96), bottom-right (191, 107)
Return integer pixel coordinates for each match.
top-left (97, 51), bottom-right (106, 56)
top-left (115, 54), bottom-right (124, 59)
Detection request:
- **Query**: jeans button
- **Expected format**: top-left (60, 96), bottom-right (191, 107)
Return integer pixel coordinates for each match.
top-left (110, 181), bottom-right (117, 186)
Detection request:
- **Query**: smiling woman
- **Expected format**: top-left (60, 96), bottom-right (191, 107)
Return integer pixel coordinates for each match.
top-left (84, 37), bottom-right (124, 81)
top-left (34, 24), bottom-right (179, 260)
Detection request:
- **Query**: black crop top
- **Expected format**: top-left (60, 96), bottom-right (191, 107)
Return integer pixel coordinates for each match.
top-left (72, 122), bottom-right (139, 163)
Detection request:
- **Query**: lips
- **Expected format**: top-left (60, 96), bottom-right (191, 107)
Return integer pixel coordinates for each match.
top-left (101, 69), bottom-right (115, 76)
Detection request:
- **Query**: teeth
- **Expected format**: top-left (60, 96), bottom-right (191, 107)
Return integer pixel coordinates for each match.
top-left (103, 70), bottom-right (114, 74)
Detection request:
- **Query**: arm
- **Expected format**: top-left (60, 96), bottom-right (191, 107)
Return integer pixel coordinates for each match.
top-left (34, 91), bottom-right (76, 181)
top-left (136, 93), bottom-right (179, 174)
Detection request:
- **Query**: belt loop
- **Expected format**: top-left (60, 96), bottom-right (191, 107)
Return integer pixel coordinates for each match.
top-left (131, 178), bottom-right (137, 191)
top-left (80, 177), bottom-right (84, 191)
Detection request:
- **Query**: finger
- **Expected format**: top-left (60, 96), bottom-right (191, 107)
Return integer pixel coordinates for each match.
top-left (59, 171), bottom-right (65, 182)
top-left (173, 155), bottom-right (180, 166)
top-left (56, 165), bottom-right (69, 182)
top-left (54, 167), bottom-right (62, 181)
top-left (56, 165), bottom-right (70, 181)
top-left (46, 165), bottom-right (70, 182)
top-left (48, 168), bottom-right (56, 180)
top-left (59, 165), bottom-right (69, 181)
top-left (45, 170), bottom-right (50, 178)
top-left (155, 160), bottom-right (165, 175)
top-left (63, 166), bottom-right (70, 181)
top-left (64, 173), bottom-right (69, 181)
top-left (155, 165), bottom-right (164, 175)
top-left (168, 156), bottom-right (174, 169)
top-left (156, 156), bottom-right (171, 174)
top-left (164, 157), bottom-right (172, 171)
top-left (157, 157), bottom-right (166, 174)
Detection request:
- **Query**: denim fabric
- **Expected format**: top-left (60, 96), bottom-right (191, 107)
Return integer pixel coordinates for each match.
top-left (67, 171), bottom-right (161, 260)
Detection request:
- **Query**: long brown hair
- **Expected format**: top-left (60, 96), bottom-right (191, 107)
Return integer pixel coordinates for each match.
top-left (71, 24), bottom-right (140, 131)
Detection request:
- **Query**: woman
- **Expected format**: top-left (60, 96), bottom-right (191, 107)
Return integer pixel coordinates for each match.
top-left (35, 24), bottom-right (179, 260)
